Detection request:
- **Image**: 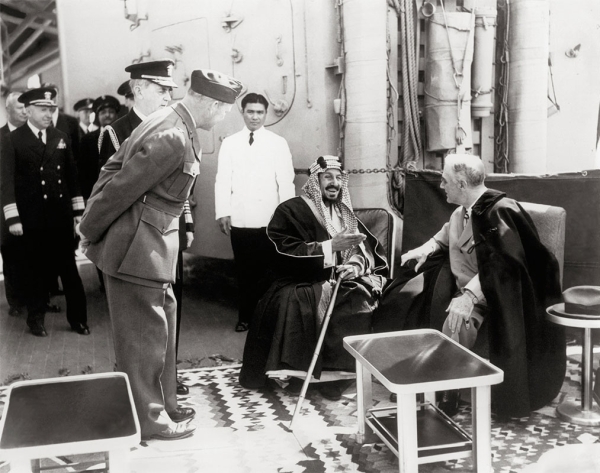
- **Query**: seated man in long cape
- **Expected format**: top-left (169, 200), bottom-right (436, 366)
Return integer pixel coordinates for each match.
top-left (239, 155), bottom-right (388, 400)
top-left (374, 154), bottom-right (566, 419)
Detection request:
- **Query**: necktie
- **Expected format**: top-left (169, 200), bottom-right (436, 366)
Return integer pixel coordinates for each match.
top-left (249, 132), bottom-right (254, 146)
top-left (463, 208), bottom-right (470, 230)
top-left (38, 131), bottom-right (44, 144)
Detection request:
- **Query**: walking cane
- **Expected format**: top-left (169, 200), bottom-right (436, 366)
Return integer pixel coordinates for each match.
top-left (287, 275), bottom-right (342, 431)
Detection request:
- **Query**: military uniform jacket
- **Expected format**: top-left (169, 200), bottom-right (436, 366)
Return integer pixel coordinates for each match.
top-left (98, 109), bottom-right (142, 169)
top-left (78, 128), bottom-right (103, 200)
top-left (56, 112), bottom-right (81, 162)
top-left (98, 108), bottom-right (195, 240)
top-left (0, 124), bottom-right (12, 243)
top-left (1, 123), bottom-right (84, 231)
top-left (80, 103), bottom-right (201, 287)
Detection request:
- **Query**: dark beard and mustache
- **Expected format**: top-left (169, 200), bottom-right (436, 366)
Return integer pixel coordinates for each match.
top-left (322, 187), bottom-right (342, 204)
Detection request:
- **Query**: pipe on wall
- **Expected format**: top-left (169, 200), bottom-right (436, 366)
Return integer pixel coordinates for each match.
top-left (342, 0), bottom-right (389, 209)
top-left (424, 12), bottom-right (474, 152)
top-left (508, 0), bottom-right (549, 173)
top-left (471, 7), bottom-right (497, 118)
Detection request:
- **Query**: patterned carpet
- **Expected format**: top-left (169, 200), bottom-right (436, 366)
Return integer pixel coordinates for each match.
top-left (1, 355), bottom-right (599, 473)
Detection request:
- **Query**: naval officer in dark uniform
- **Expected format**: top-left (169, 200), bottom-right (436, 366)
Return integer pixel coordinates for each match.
top-left (78, 95), bottom-right (120, 200)
top-left (1, 87), bottom-right (88, 337)
top-left (117, 80), bottom-right (135, 112)
top-left (73, 97), bottom-right (95, 139)
top-left (1, 91), bottom-right (28, 317)
top-left (99, 60), bottom-right (176, 167)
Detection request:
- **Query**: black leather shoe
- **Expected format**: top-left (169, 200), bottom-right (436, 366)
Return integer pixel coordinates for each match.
top-left (235, 321), bottom-right (249, 332)
top-left (284, 377), bottom-right (304, 396)
top-left (45, 303), bottom-right (61, 313)
top-left (318, 382), bottom-right (343, 401)
top-left (169, 407), bottom-right (196, 423)
top-left (71, 323), bottom-right (90, 335)
top-left (29, 322), bottom-right (48, 337)
top-left (177, 381), bottom-right (189, 396)
top-left (437, 390), bottom-right (461, 417)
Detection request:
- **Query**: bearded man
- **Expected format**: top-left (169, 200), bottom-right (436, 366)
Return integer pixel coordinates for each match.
top-left (239, 155), bottom-right (388, 400)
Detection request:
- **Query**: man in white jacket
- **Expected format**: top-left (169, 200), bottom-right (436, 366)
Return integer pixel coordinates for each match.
top-left (215, 92), bottom-right (295, 332)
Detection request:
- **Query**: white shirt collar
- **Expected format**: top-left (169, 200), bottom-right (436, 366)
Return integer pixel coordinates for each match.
top-left (27, 121), bottom-right (46, 142)
top-left (178, 102), bottom-right (196, 129)
top-left (7, 121), bottom-right (19, 131)
top-left (465, 188), bottom-right (487, 215)
top-left (132, 106), bottom-right (146, 120)
top-left (244, 125), bottom-right (264, 136)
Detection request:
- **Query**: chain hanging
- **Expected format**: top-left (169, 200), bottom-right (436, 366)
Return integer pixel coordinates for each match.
top-left (494, 0), bottom-right (510, 173)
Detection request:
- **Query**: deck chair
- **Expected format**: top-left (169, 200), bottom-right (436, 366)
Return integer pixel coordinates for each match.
top-left (519, 202), bottom-right (566, 286)
top-left (271, 208), bottom-right (397, 386)
top-left (354, 208), bottom-right (397, 279)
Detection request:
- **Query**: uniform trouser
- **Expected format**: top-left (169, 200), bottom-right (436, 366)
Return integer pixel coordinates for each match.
top-left (103, 274), bottom-right (178, 436)
top-left (24, 227), bottom-right (87, 327)
top-left (1, 238), bottom-right (27, 309)
top-left (173, 250), bottom-right (184, 356)
top-left (230, 226), bottom-right (274, 325)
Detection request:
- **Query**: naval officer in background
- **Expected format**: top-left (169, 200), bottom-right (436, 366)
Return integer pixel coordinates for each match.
top-left (1, 87), bottom-right (88, 337)
top-left (98, 59), bottom-right (176, 167)
top-left (1, 91), bottom-right (29, 317)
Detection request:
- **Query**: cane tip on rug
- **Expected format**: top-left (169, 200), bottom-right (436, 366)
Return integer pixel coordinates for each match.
top-left (520, 443), bottom-right (600, 473)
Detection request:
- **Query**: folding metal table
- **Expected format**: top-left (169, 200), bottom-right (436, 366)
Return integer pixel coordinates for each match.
top-left (0, 372), bottom-right (140, 473)
top-left (344, 329), bottom-right (503, 473)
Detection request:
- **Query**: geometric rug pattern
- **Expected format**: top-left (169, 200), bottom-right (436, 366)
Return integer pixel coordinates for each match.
top-left (1, 357), bottom-right (600, 472)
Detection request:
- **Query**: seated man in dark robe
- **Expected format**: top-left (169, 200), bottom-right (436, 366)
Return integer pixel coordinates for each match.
top-left (374, 154), bottom-right (566, 419)
top-left (239, 155), bottom-right (388, 400)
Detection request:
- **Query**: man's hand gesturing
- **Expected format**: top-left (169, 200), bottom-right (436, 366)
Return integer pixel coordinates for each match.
top-left (331, 227), bottom-right (366, 252)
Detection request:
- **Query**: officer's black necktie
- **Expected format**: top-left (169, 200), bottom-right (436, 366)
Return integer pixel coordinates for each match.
top-left (463, 208), bottom-right (470, 230)
top-left (249, 132), bottom-right (254, 146)
top-left (38, 131), bottom-right (44, 144)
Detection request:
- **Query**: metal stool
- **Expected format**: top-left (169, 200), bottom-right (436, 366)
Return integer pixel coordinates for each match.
top-left (546, 303), bottom-right (600, 426)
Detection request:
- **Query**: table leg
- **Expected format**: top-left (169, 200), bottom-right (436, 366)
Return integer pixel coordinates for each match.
top-left (9, 458), bottom-right (33, 473)
top-left (556, 327), bottom-right (600, 426)
top-left (582, 327), bottom-right (594, 411)
top-left (356, 361), bottom-right (372, 443)
top-left (107, 447), bottom-right (130, 473)
top-left (472, 386), bottom-right (492, 473)
top-left (396, 393), bottom-right (418, 473)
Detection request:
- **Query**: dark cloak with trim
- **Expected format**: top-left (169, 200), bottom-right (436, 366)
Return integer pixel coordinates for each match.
top-left (374, 189), bottom-right (566, 418)
top-left (239, 196), bottom-right (388, 389)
